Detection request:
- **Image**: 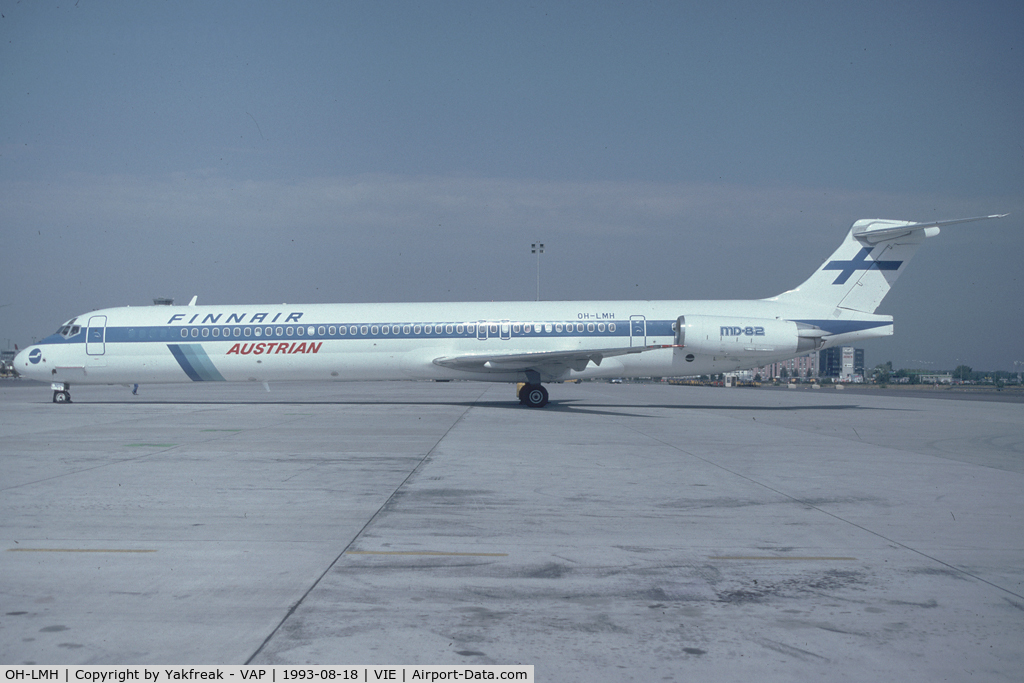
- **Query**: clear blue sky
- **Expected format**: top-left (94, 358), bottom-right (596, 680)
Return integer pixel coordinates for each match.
top-left (2, 1), bottom-right (1022, 371)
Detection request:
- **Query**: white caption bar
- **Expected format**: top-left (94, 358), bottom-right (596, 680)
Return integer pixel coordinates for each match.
top-left (0, 667), bottom-right (533, 683)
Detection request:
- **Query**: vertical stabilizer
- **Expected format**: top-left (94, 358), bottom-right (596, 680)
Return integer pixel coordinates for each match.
top-left (770, 215), bottom-right (1005, 314)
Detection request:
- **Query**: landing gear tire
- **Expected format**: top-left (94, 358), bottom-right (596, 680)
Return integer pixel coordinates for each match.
top-left (53, 390), bottom-right (71, 403)
top-left (520, 383), bottom-right (548, 408)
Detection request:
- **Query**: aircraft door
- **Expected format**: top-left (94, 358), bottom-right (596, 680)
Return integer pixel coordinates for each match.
top-left (630, 315), bottom-right (646, 347)
top-left (86, 315), bottom-right (107, 355)
top-left (476, 320), bottom-right (505, 341)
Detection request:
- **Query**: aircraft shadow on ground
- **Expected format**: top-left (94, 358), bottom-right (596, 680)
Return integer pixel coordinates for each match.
top-left (76, 398), bottom-right (889, 419)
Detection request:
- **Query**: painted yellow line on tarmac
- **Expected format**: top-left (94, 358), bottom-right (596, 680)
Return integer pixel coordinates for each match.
top-left (347, 551), bottom-right (508, 557)
top-left (710, 556), bottom-right (857, 561)
top-left (7, 548), bottom-right (157, 553)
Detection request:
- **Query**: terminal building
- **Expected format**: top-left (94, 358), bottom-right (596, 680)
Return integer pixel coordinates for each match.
top-left (819, 346), bottom-right (865, 381)
top-left (749, 346), bottom-right (865, 382)
top-left (751, 352), bottom-right (819, 381)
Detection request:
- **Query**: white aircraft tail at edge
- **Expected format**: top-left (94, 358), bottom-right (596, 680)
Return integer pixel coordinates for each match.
top-left (15, 214), bottom-right (1006, 406)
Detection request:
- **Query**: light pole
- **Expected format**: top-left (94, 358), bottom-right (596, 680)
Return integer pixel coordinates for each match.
top-left (531, 242), bottom-right (544, 301)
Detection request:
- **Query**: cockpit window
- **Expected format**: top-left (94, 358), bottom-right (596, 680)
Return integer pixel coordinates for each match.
top-left (57, 323), bottom-right (83, 339)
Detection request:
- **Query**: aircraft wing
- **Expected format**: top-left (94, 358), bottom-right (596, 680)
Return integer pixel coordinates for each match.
top-left (433, 344), bottom-right (680, 375)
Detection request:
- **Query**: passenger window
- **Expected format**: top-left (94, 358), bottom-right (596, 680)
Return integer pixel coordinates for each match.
top-left (244, 328), bottom-right (251, 337)
top-left (307, 326), bottom-right (315, 336)
top-left (234, 327), bottom-right (241, 337)
top-left (350, 326), bottom-right (358, 335)
top-left (371, 325), bottom-right (379, 335)
top-left (598, 322), bottom-right (605, 332)
top-left (286, 327), bottom-right (293, 336)
top-left (180, 329), bottom-right (188, 338)
top-left (456, 324), bottom-right (464, 334)
top-left (445, 324), bottom-right (453, 334)
top-left (360, 325), bottom-right (369, 335)
top-left (609, 323), bottom-right (616, 333)
top-left (555, 324), bottom-right (563, 333)
top-left (318, 326), bottom-right (326, 336)
top-left (467, 324), bottom-right (475, 334)
top-left (413, 325), bottom-right (422, 334)
top-left (254, 327), bottom-right (262, 337)
top-left (544, 323), bottom-right (552, 333)
top-left (266, 327), bottom-right (273, 336)
top-left (382, 325), bottom-right (389, 335)
top-left (403, 325), bottom-right (411, 334)
top-left (297, 326), bottom-right (304, 336)
top-left (339, 326), bottom-right (346, 335)
top-left (212, 328), bottom-right (220, 337)
top-left (587, 323), bottom-right (594, 332)
top-left (489, 324), bottom-right (497, 334)
top-left (202, 328), bottom-right (210, 337)
top-left (276, 327), bottom-right (283, 336)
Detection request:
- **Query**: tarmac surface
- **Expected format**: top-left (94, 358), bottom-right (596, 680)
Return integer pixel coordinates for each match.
top-left (1, 379), bottom-right (1022, 681)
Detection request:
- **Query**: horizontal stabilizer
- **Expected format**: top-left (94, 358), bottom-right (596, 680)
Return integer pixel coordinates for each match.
top-left (852, 214), bottom-right (1008, 243)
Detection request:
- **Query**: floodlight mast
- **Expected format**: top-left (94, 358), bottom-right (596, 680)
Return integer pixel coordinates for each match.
top-left (531, 242), bottom-right (544, 301)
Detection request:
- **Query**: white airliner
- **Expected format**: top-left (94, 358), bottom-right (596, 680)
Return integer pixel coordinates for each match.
top-left (15, 214), bottom-right (1005, 406)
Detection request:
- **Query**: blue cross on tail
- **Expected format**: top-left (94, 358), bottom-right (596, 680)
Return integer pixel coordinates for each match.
top-left (823, 247), bottom-right (902, 285)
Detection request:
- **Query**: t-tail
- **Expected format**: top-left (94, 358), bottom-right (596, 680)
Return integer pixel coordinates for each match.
top-left (771, 214), bottom-right (1007, 314)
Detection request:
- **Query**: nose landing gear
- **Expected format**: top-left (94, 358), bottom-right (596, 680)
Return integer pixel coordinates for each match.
top-left (51, 382), bottom-right (72, 403)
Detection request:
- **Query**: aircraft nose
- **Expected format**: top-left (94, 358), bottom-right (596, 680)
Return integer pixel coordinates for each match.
top-left (14, 346), bottom-right (45, 379)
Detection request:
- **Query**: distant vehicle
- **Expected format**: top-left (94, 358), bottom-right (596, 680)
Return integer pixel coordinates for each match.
top-left (0, 350), bottom-right (17, 378)
top-left (15, 214), bottom-right (1005, 406)
top-left (609, 378), bottom-right (624, 384)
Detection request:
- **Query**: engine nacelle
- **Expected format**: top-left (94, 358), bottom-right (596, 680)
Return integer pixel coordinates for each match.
top-left (676, 315), bottom-right (823, 358)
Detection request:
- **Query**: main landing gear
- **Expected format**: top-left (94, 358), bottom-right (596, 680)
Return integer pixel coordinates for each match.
top-left (52, 382), bottom-right (72, 403)
top-left (518, 383), bottom-right (549, 408)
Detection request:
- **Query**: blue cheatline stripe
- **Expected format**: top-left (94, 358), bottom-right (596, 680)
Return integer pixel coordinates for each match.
top-left (167, 344), bottom-right (226, 381)
top-left (792, 319), bottom-right (891, 335)
top-left (39, 320), bottom-right (641, 346)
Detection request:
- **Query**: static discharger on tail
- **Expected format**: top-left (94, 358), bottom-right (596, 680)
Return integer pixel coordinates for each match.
top-left (15, 214), bottom-right (1006, 407)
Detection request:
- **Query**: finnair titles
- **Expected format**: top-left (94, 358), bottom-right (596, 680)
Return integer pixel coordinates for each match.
top-left (15, 214), bottom-right (1005, 406)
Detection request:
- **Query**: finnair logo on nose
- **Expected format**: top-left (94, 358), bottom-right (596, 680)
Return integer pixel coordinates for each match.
top-left (29, 349), bottom-right (42, 364)
top-left (823, 247), bottom-right (903, 285)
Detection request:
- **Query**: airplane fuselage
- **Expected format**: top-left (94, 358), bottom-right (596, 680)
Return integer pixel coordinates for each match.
top-left (20, 298), bottom-right (891, 388)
